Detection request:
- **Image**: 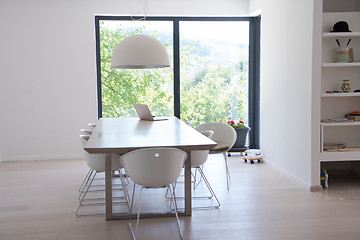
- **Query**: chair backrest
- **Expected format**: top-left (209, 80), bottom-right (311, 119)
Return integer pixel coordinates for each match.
top-left (191, 150), bottom-right (209, 168)
top-left (120, 148), bottom-right (187, 188)
top-left (190, 130), bottom-right (213, 167)
top-left (200, 130), bottom-right (214, 139)
top-left (79, 135), bottom-right (122, 171)
top-left (80, 129), bottom-right (93, 135)
top-left (88, 123), bottom-right (96, 130)
top-left (195, 122), bottom-right (237, 149)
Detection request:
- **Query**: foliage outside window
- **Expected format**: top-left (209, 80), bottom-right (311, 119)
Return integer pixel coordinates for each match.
top-left (98, 19), bottom-right (249, 128)
top-left (99, 21), bottom-right (173, 118)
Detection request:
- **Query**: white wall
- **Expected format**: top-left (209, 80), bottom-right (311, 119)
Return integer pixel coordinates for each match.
top-left (249, 0), bottom-right (321, 189)
top-left (0, 0), bottom-right (249, 161)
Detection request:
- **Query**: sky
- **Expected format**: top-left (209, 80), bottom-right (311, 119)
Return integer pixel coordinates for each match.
top-left (102, 20), bottom-right (249, 45)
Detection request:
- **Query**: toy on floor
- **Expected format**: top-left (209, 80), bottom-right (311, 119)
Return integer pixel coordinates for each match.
top-left (243, 149), bottom-right (262, 164)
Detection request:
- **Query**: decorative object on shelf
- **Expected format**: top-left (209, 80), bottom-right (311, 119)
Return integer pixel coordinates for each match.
top-left (346, 111), bottom-right (360, 121)
top-left (321, 118), bottom-right (353, 123)
top-left (323, 143), bottom-right (346, 151)
top-left (324, 147), bottom-right (360, 152)
top-left (335, 39), bottom-right (352, 63)
top-left (227, 120), bottom-right (250, 154)
top-left (320, 169), bottom-right (328, 189)
top-left (341, 79), bottom-right (351, 92)
top-left (336, 40), bottom-right (350, 63)
top-left (349, 48), bottom-right (354, 62)
top-left (331, 21), bottom-right (351, 32)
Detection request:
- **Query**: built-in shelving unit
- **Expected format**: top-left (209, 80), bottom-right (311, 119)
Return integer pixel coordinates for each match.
top-left (321, 92), bottom-right (360, 97)
top-left (320, 12), bottom-right (360, 163)
top-left (323, 32), bottom-right (360, 37)
top-left (322, 62), bottom-right (360, 67)
top-left (321, 121), bottom-right (360, 127)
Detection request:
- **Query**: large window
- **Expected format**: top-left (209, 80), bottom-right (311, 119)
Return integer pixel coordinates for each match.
top-left (97, 20), bottom-right (174, 118)
top-left (179, 21), bottom-right (249, 127)
top-left (95, 16), bottom-right (260, 148)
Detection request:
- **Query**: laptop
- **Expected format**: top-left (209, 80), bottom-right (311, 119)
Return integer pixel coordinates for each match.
top-left (133, 104), bottom-right (168, 121)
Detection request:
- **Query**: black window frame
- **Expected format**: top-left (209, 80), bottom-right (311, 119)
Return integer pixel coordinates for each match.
top-left (95, 16), bottom-right (260, 148)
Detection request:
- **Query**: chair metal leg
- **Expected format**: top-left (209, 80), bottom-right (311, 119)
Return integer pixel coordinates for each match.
top-left (119, 169), bottom-right (131, 211)
top-left (79, 169), bottom-right (96, 200)
top-left (135, 187), bottom-right (144, 236)
top-left (197, 167), bottom-right (220, 208)
top-left (128, 185), bottom-right (144, 240)
top-left (170, 183), bottom-right (183, 239)
top-left (169, 166), bottom-right (220, 210)
top-left (128, 184), bottom-right (183, 240)
top-left (193, 165), bottom-right (204, 190)
top-left (165, 169), bottom-right (205, 200)
top-left (76, 169), bottom-right (130, 216)
top-left (128, 184), bottom-right (137, 240)
top-left (78, 169), bottom-right (92, 192)
top-left (79, 170), bottom-right (127, 201)
top-left (76, 171), bottom-right (97, 216)
top-left (78, 170), bottom-right (96, 200)
top-left (223, 152), bottom-right (231, 191)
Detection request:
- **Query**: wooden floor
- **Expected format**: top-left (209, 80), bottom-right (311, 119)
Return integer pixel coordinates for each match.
top-left (1, 154), bottom-right (360, 240)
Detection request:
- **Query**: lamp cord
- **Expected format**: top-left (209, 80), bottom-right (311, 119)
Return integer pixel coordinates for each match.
top-left (131, 0), bottom-right (149, 21)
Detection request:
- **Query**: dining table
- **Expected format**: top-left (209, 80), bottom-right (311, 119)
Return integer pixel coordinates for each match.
top-left (84, 116), bottom-right (216, 220)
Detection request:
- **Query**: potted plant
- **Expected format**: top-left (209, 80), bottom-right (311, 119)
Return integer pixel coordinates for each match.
top-left (227, 120), bottom-right (250, 154)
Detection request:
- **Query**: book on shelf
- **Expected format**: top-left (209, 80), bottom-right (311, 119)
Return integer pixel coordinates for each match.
top-left (324, 147), bottom-right (360, 152)
top-left (323, 143), bottom-right (345, 151)
top-left (321, 118), bottom-right (354, 123)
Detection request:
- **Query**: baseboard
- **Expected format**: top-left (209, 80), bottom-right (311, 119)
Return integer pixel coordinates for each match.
top-left (262, 157), bottom-right (313, 191)
top-left (310, 185), bottom-right (323, 192)
top-left (1, 154), bottom-right (84, 162)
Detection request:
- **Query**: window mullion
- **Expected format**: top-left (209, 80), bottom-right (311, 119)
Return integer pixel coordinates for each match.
top-left (173, 20), bottom-right (180, 118)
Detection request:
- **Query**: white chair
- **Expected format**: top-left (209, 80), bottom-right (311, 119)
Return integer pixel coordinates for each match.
top-left (191, 130), bottom-right (214, 189)
top-left (169, 130), bottom-right (220, 209)
top-left (88, 122), bottom-right (96, 130)
top-left (80, 128), bottom-right (93, 136)
top-left (120, 148), bottom-right (187, 240)
top-left (78, 129), bottom-right (93, 193)
top-left (76, 135), bottom-right (130, 216)
top-left (195, 122), bottom-right (237, 190)
top-left (199, 130), bottom-right (214, 139)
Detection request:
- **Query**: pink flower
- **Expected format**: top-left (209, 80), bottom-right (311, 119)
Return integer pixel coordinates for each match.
top-left (227, 120), bottom-right (245, 128)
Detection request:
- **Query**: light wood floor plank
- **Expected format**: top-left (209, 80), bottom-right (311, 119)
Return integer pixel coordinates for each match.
top-left (1, 155), bottom-right (360, 240)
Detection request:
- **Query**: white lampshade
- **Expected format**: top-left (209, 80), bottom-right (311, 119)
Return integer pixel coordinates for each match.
top-left (111, 34), bottom-right (170, 69)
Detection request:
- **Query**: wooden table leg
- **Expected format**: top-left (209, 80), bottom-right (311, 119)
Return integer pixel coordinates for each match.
top-left (105, 153), bottom-right (113, 220)
top-left (184, 151), bottom-right (192, 216)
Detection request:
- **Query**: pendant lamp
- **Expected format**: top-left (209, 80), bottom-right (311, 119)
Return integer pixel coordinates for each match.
top-left (111, 34), bottom-right (170, 69)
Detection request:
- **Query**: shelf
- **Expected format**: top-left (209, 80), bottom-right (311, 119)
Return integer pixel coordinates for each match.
top-left (322, 62), bottom-right (360, 67)
top-left (321, 121), bottom-right (360, 127)
top-left (322, 93), bottom-right (360, 97)
top-left (324, 147), bottom-right (360, 152)
top-left (320, 151), bottom-right (360, 162)
top-left (323, 32), bottom-right (360, 38)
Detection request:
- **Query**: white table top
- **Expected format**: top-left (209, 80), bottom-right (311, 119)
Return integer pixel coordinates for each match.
top-left (84, 116), bottom-right (216, 154)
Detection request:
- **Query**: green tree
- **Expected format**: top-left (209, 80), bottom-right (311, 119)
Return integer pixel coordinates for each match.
top-left (100, 22), bottom-right (248, 128)
top-left (100, 22), bottom-right (173, 118)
